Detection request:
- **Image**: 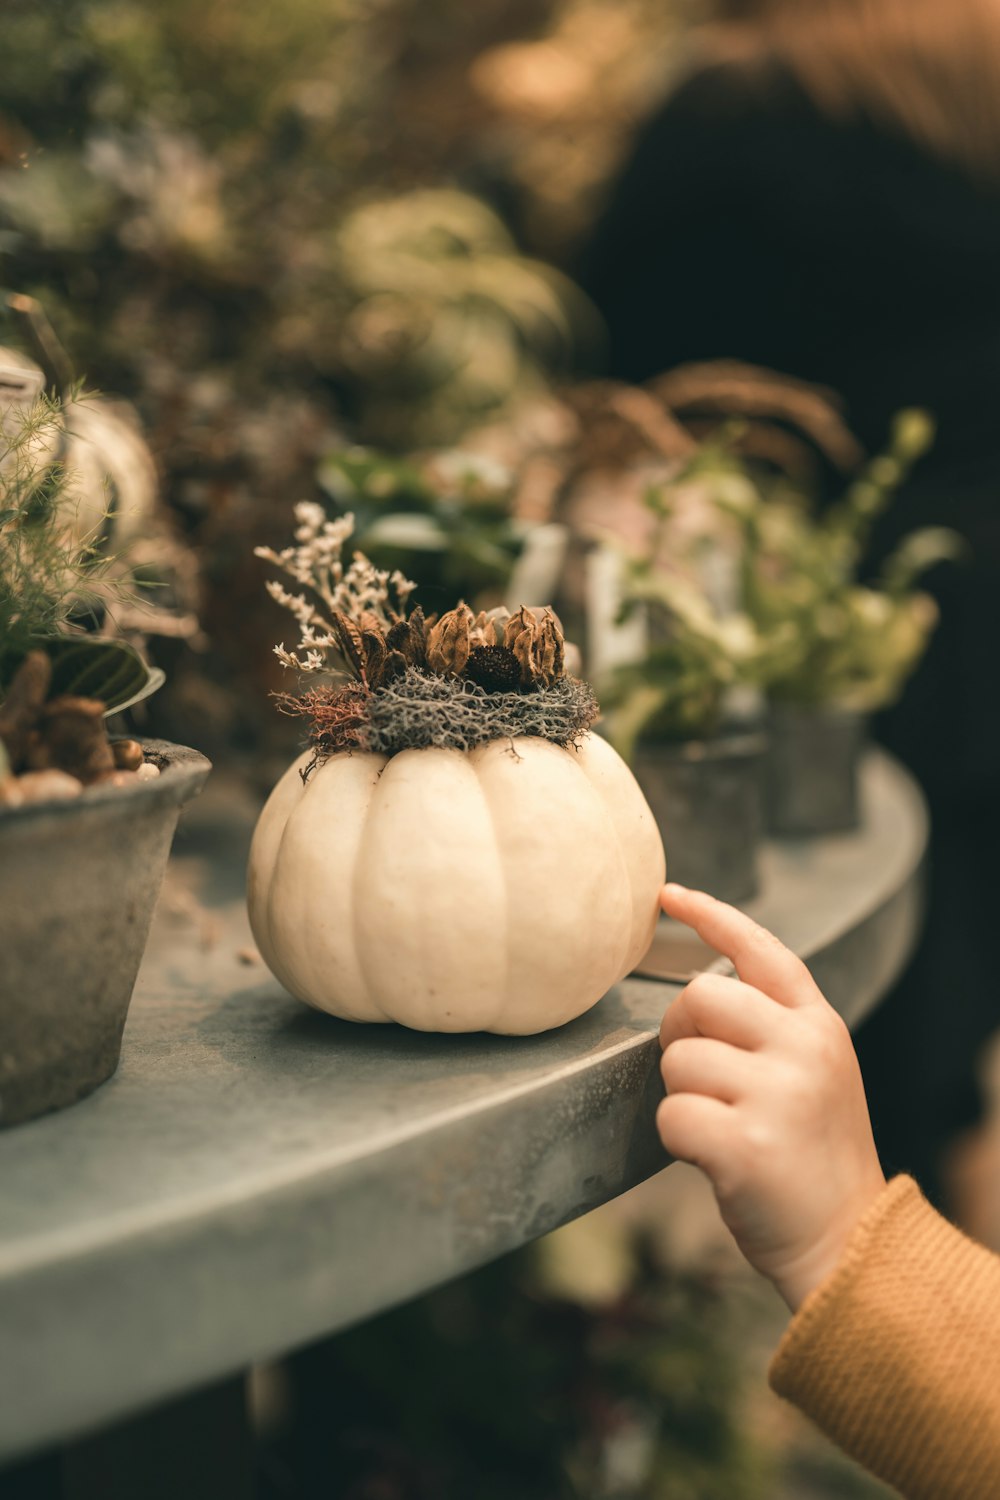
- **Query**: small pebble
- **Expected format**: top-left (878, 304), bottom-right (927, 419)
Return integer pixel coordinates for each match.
top-left (236, 947), bottom-right (261, 966)
top-left (16, 770), bottom-right (84, 803)
top-left (111, 738), bottom-right (144, 772)
top-left (0, 778), bottom-right (24, 809)
top-left (93, 770), bottom-right (137, 789)
top-left (136, 761), bottom-right (161, 781)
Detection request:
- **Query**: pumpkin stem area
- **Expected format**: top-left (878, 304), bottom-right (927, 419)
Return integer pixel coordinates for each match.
top-left (258, 512), bottom-right (599, 765)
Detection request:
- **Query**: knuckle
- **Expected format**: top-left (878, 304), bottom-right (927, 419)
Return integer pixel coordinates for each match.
top-left (656, 1094), bottom-right (686, 1153)
top-left (807, 1011), bottom-right (850, 1070)
top-left (741, 1115), bottom-right (776, 1165)
top-left (683, 972), bottom-right (734, 1022)
top-left (660, 1037), bottom-right (694, 1089)
top-left (682, 974), bottom-right (714, 1010)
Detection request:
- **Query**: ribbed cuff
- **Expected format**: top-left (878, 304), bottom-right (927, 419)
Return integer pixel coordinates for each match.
top-left (769, 1175), bottom-right (1000, 1499)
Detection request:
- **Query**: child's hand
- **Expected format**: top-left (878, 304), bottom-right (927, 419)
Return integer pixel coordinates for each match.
top-left (657, 883), bottom-right (886, 1311)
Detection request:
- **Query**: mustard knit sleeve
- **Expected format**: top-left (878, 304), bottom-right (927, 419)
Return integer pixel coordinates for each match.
top-left (769, 1175), bottom-right (1000, 1499)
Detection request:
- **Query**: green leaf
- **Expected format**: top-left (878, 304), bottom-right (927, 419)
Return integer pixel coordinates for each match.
top-left (879, 527), bottom-right (967, 595)
top-left (0, 637), bottom-right (164, 715)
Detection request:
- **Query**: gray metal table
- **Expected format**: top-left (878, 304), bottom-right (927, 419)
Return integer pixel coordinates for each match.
top-left (0, 751), bottom-right (927, 1464)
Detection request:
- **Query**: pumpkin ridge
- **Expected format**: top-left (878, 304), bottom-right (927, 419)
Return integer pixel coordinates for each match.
top-left (466, 736), bottom-right (627, 1032)
top-left (346, 754), bottom-right (397, 1023)
top-left (281, 752), bottom-right (388, 1020)
top-left (561, 738), bottom-right (635, 989)
top-left (251, 752), bottom-right (313, 998)
top-left (467, 741), bottom-right (514, 1032)
top-left (574, 734), bottom-right (665, 973)
top-left (353, 745), bottom-right (509, 1030)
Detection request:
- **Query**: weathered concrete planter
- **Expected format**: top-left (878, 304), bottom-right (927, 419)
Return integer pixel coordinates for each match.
top-left (765, 705), bottom-right (867, 836)
top-left (0, 739), bottom-right (210, 1127)
top-left (633, 732), bottom-right (766, 904)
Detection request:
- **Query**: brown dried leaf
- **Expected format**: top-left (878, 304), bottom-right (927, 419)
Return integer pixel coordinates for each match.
top-left (358, 610), bottom-right (385, 637)
top-left (409, 606), bottom-right (431, 668)
top-left (386, 618), bottom-right (413, 658)
top-left (331, 610), bottom-right (366, 680)
top-left (362, 630), bottom-right (388, 687)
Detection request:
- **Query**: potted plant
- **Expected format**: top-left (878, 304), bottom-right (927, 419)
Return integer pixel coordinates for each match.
top-left (598, 554), bottom-right (771, 904)
top-left (248, 501), bottom-right (664, 1033)
top-left (730, 410), bottom-right (963, 834)
top-left (317, 443), bottom-right (568, 616)
top-left (0, 393), bottom-right (210, 1126)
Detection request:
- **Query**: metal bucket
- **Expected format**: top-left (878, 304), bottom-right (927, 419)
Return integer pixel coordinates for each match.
top-left (0, 739), bottom-right (210, 1126)
top-left (633, 733), bottom-right (766, 904)
top-left (765, 705), bottom-right (866, 836)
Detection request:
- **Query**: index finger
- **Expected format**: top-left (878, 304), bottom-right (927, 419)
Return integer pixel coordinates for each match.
top-left (659, 884), bottom-right (822, 1008)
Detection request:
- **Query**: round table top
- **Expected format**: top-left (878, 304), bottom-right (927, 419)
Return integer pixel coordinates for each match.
top-left (0, 751), bottom-right (927, 1461)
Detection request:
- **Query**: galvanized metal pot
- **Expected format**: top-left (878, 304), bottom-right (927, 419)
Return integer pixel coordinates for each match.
top-left (765, 705), bottom-right (867, 836)
top-left (0, 740), bottom-right (210, 1127)
top-left (632, 732), bottom-right (766, 904)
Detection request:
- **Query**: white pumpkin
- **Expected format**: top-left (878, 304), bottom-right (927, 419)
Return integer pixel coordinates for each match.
top-left (247, 730), bottom-right (665, 1034)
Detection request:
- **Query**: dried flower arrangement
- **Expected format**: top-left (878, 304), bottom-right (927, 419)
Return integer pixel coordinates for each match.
top-left (249, 503), bottom-right (663, 1035)
top-left (256, 502), bottom-right (598, 770)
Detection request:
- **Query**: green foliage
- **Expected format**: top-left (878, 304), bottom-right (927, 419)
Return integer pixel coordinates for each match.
top-left (327, 190), bottom-right (595, 445)
top-left (604, 412), bottom-right (961, 752)
top-left (319, 444), bottom-right (530, 607)
top-left (0, 392), bottom-right (162, 712)
top-left (0, 392), bottom-right (107, 649)
top-left (738, 411), bottom-right (964, 709)
top-left (0, 637), bottom-right (164, 716)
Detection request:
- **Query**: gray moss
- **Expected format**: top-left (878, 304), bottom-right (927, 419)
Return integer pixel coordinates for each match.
top-left (362, 667), bottom-right (599, 756)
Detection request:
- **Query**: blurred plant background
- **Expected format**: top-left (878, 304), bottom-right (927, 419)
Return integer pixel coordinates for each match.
top-left (0, 0), bottom-right (698, 760)
top-left (0, 7), bottom-right (914, 1496)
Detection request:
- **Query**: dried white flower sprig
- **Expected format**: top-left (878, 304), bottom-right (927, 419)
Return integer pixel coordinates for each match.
top-left (254, 503), bottom-right (416, 674)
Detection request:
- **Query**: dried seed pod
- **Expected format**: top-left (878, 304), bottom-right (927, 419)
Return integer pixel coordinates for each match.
top-left (386, 618), bottom-right (413, 656)
top-left (426, 604), bottom-right (474, 677)
top-left (381, 649), bottom-right (408, 683)
top-left (502, 605), bottom-right (536, 654)
top-left (468, 610), bottom-right (497, 650)
top-left (504, 606), bottom-right (540, 687)
top-left (465, 645), bottom-right (522, 693)
top-left (535, 608), bottom-right (566, 686)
